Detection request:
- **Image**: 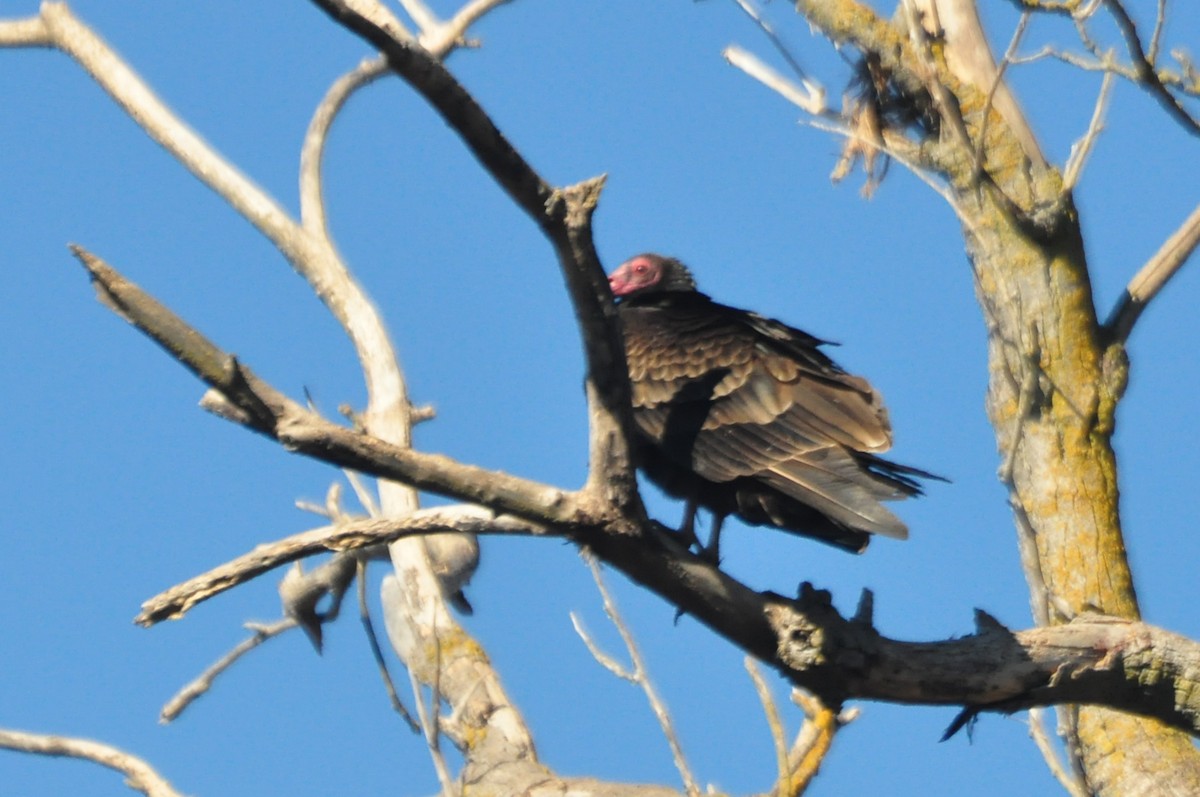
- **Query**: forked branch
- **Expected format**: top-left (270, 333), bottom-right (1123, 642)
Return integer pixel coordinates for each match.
top-left (572, 555), bottom-right (701, 796)
top-left (305, 0), bottom-right (639, 511)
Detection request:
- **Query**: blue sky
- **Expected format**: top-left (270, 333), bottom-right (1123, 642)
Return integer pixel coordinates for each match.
top-left (2, 1), bottom-right (1198, 795)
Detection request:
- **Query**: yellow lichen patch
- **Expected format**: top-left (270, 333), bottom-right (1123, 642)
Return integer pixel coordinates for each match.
top-left (1076, 709), bottom-right (1200, 794)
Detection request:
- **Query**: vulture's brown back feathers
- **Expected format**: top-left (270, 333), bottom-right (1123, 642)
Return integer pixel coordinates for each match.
top-left (611, 253), bottom-right (937, 553)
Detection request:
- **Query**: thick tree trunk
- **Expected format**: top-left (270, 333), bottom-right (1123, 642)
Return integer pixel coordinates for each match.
top-left (935, 5), bottom-right (1200, 794)
top-left (791, 0), bottom-right (1200, 792)
top-left (968, 178), bottom-right (1200, 797)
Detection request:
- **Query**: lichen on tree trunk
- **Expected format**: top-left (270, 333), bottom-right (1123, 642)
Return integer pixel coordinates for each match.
top-left (960, 91), bottom-right (1200, 797)
top-left (787, 0), bottom-right (1200, 792)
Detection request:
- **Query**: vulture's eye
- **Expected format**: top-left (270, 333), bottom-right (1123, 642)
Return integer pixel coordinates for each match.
top-left (633, 262), bottom-right (648, 274)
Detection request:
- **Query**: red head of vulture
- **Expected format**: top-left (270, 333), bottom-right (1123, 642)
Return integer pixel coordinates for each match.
top-left (608, 253), bottom-right (940, 556)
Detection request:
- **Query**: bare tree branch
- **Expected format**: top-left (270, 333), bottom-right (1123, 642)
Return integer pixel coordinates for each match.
top-left (0, 729), bottom-right (184, 797)
top-left (160, 618), bottom-right (298, 723)
top-left (300, 55), bottom-right (389, 240)
top-left (1104, 0), bottom-right (1200, 135)
top-left (787, 690), bottom-right (847, 796)
top-left (356, 559), bottom-right (422, 732)
top-left (418, 0), bottom-right (515, 55)
top-left (137, 505), bottom-right (545, 626)
top-left (1028, 708), bottom-right (1089, 797)
top-left (304, 0), bottom-right (640, 517)
top-left (0, 13), bottom-right (48, 45)
top-left (1105, 199), bottom-right (1200, 343)
top-left (723, 44), bottom-right (827, 115)
top-left (71, 240), bottom-right (1200, 735)
top-left (73, 245), bottom-right (575, 521)
top-left (745, 657), bottom-right (792, 797)
top-left (1062, 70), bottom-right (1114, 192)
top-left (728, 0), bottom-right (817, 88)
top-left (575, 555), bottom-right (701, 797)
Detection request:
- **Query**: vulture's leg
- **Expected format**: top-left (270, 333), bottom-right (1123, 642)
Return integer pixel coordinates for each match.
top-left (699, 514), bottom-right (726, 564)
top-left (677, 500), bottom-right (702, 551)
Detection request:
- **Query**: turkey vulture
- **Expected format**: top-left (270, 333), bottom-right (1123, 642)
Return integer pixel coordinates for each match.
top-left (608, 253), bottom-right (940, 556)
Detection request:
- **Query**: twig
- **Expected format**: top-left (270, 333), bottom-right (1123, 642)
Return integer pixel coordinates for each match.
top-left (397, 0), bottom-right (440, 32)
top-left (723, 44), bottom-right (826, 115)
top-left (728, 0), bottom-right (816, 86)
top-left (356, 560), bottom-right (421, 731)
top-left (974, 12), bottom-right (1032, 174)
top-left (0, 729), bottom-right (184, 797)
top-left (900, 0), bottom-right (978, 171)
top-left (137, 505), bottom-right (547, 626)
top-left (300, 56), bottom-right (389, 240)
top-left (1104, 0), bottom-right (1200, 134)
top-left (802, 118), bottom-right (978, 236)
top-left (569, 614), bottom-right (635, 680)
top-left (787, 691), bottom-right (846, 795)
top-left (418, 0), bottom-right (515, 55)
top-left (344, 469), bottom-right (381, 518)
top-left (576, 554), bottom-right (701, 797)
top-left (0, 14), bottom-right (49, 45)
top-left (745, 657), bottom-right (791, 797)
top-left (1062, 71), bottom-right (1114, 192)
top-left (1028, 708), bottom-right (1089, 797)
top-left (160, 618), bottom-right (297, 723)
top-left (408, 668), bottom-right (456, 795)
top-left (1105, 199), bottom-right (1200, 343)
top-left (1147, 0), bottom-right (1168, 64)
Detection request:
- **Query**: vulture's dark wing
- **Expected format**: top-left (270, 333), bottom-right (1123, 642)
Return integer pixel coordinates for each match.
top-left (622, 293), bottom-right (914, 539)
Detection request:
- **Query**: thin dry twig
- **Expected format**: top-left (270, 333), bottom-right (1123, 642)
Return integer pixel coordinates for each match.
top-left (344, 469), bottom-right (381, 518)
top-left (1106, 199), bottom-right (1200, 342)
top-left (418, 0), bottom-right (514, 54)
top-left (974, 11), bottom-right (1032, 173)
top-left (160, 618), bottom-right (297, 723)
top-left (300, 56), bottom-right (389, 240)
top-left (357, 559), bottom-right (421, 732)
top-left (137, 506), bottom-right (546, 626)
top-left (745, 657), bottom-right (791, 797)
top-left (1104, 0), bottom-right (1200, 134)
top-left (576, 554), bottom-right (701, 797)
top-left (1147, 0), bottom-right (1168, 63)
top-left (407, 668), bottom-right (456, 795)
top-left (900, 0), bottom-right (977, 169)
top-left (0, 729), bottom-right (184, 797)
top-left (728, 0), bottom-right (816, 87)
top-left (1029, 707), bottom-right (1089, 797)
top-left (570, 614), bottom-right (635, 681)
top-left (723, 44), bottom-right (827, 115)
top-left (1062, 70), bottom-right (1115, 192)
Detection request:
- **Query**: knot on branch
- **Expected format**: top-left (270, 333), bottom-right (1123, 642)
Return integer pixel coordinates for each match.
top-left (766, 601), bottom-right (828, 671)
